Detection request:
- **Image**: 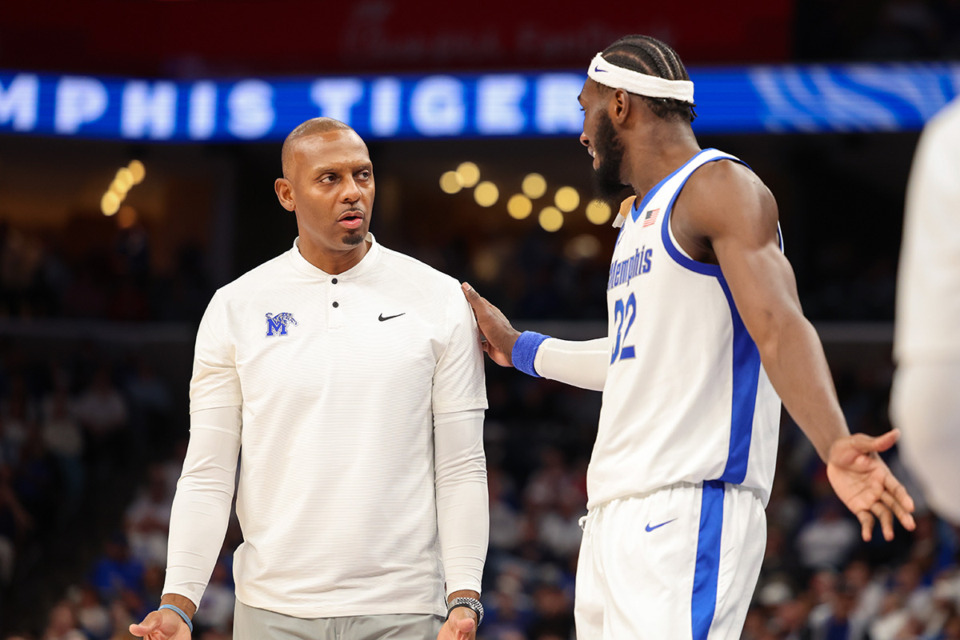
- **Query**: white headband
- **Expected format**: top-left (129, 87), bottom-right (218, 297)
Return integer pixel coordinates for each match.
top-left (587, 53), bottom-right (694, 103)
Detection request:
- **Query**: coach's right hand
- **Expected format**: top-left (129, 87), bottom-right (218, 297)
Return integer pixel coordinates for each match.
top-left (461, 282), bottom-right (520, 368)
top-left (130, 606), bottom-right (193, 639)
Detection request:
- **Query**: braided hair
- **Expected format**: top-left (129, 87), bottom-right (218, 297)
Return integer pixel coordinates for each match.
top-left (600, 35), bottom-right (697, 123)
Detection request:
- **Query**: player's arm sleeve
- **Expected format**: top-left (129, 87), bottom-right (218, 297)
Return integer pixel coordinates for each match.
top-left (434, 408), bottom-right (487, 596)
top-left (163, 292), bottom-right (243, 607)
top-left (432, 289), bottom-right (488, 595)
top-left (513, 333), bottom-right (610, 391)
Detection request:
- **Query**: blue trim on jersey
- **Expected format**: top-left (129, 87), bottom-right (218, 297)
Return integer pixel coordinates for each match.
top-left (717, 278), bottom-right (761, 484)
top-left (629, 153), bottom-right (707, 224)
top-left (512, 331), bottom-right (549, 377)
top-left (660, 151), bottom-right (742, 277)
top-left (691, 480), bottom-right (725, 640)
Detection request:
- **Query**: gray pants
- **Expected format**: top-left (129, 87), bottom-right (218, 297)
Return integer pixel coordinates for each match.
top-left (233, 600), bottom-right (443, 640)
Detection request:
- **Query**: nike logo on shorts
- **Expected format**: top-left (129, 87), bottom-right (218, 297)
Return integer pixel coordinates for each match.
top-left (644, 518), bottom-right (676, 532)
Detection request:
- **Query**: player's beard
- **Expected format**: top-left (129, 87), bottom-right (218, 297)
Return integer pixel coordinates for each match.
top-left (591, 110), bottom-right (627, 200)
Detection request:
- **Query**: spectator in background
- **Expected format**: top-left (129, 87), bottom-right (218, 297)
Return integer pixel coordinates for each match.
top-left (89, 533), bottom-right (143, 606)
top-left (41, 600), bottom-right (85, 640)
top-left (123, 463), bottom-right (172, 567)
top-left (73, 366), bottom-right (128, 480)
top-left (39, 382), bottom-right (84, 523)
top-left (72, 584), bottom-right (111, 640)
top-left (794, 499), bottom-right (861, 571)
top-left (0, 376), bottom-right (34, 465)
top-left (890, 95), bottom-right (960, 526)
top-left (0, 463), bottom-right (30, 583)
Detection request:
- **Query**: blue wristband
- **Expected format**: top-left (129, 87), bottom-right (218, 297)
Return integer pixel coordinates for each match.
top-left (159, 604), bottom-right (194, 633)
top-left (512, 331), bottom-right (550, 377)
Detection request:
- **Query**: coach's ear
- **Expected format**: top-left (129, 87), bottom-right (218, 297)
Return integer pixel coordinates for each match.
top-left (275, 178), bottom-right (296, 212)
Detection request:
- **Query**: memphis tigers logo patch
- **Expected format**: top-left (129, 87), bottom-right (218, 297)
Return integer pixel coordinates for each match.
top-left (266, 312), bottom-right (297, 336)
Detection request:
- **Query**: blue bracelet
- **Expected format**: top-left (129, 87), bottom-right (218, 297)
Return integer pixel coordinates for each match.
top-left (512, 331), bottom-right (550, 377)
top-left (159, 604), bottom-right (194, 633)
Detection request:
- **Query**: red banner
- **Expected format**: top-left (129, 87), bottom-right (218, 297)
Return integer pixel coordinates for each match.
top-left (5, 1), bottom-right (793, 76)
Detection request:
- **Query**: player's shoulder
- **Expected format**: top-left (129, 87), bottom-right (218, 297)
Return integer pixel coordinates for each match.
top-left (686, 155), bottom-right (776, 218)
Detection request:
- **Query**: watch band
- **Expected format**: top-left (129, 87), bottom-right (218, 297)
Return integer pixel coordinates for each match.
top-left (446, 596), bottom-right (484, 627)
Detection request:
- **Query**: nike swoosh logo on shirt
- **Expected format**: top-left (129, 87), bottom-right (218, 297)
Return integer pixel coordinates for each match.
top-left (645, 519), bottom-right (677, 532)
top-left (378, 312), bottom-right (406, 322)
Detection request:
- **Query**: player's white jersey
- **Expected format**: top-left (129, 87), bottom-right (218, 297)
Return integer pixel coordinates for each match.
top-left (587, 149), bottom-right (782, 510)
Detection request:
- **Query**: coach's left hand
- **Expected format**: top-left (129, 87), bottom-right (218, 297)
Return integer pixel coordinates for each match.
top-left (437, 607), bottom-right (477, 640)
top-left (826, 428), bottom-right (917, 542)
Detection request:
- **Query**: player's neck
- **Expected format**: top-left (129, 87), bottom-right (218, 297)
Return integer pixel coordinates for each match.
top-left (624, 126), bottom-right (700, 198)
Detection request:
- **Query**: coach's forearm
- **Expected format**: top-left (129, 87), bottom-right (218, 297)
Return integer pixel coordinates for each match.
top-left (163, 409), bottom-right (241, 606)
top-left (159, 593), bottom-right (197, 619)
top-left (434, 410), bottom-right (488, 595)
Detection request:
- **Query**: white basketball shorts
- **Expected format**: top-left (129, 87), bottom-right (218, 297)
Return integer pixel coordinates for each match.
top-left (575, 480), bottom-right (766, 639)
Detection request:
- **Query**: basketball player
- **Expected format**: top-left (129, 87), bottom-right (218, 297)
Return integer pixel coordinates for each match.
top-left (890, 96), bottom-right (960, 525)
top-left (131, 118), bottom-right (488, 640)
top-left (461, 35), bottom-right (917, 639)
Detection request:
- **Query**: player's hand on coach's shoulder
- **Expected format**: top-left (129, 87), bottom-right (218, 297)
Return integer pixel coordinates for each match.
top-left (461, 282), bottom-right (520, 368)
top-left (825, 428), bottom-right (917, 543)
top-left (129, 607), bottom-right (192, 639)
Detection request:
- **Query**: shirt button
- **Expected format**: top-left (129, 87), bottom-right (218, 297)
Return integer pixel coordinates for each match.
top-left (332, 278), bottom-right (338, 284)
top-left (332, 301), bottom-right (339, 308)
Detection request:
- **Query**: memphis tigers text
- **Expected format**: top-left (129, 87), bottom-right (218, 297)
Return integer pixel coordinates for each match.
top-left (607, 246), bottom-right (653, 291)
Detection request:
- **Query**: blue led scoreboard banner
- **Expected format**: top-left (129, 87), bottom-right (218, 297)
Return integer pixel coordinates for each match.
top-left (1, 64), bottom-right (958, 142)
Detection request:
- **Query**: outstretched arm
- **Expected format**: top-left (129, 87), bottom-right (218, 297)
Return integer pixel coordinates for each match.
top-left (682, 160), bottom-right (915, 541)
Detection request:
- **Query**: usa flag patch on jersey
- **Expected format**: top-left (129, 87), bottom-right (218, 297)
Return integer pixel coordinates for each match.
top-left (642, 208), bottom-right (659, 227)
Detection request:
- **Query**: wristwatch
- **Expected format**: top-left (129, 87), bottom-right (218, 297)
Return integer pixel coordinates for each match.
top-left (447, 596), bottom-right (484, 627)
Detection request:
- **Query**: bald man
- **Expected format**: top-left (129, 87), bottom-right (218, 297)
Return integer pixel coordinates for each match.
top-left (131, 118), bottom-right (489, 640)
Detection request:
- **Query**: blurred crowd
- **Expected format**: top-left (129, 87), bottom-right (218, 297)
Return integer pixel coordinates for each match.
top-left (0, 335), bottom-right (957, 640)
top-left (0, 220), bottom-right (210, 325)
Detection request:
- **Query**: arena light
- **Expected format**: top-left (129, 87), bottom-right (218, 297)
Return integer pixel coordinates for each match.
top-left (101, 160), bottom-right (146, 217)
top-left (456, 162), bottom-right (480, 188)
top-left (113, 167), bottom-right (135, 193)
top-left (539, 206), bottom-right (563, 232)
top-left (474, 181), bottom-right (499, 207)
top-left (439, 170), bottom-right (462, 194)
top-left (522, 173), bottom-right (547, 199)
top-left (507, 194), bottom-right (533, 220)
top-left (585, 199), bottom-right (612, 225)
top-left (554, 186), bottom-right (580, 212)
top-left (128, 159), bottom-right (146, 184)
top-left (101, 191), bottom-right (120, 216)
